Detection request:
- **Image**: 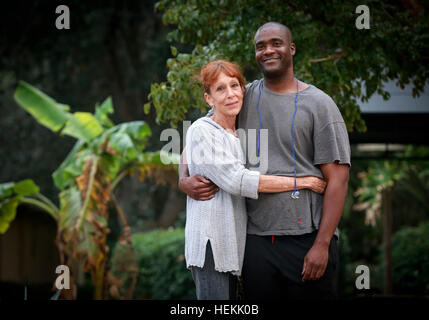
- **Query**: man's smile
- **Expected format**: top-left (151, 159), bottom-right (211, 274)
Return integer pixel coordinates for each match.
top-left (263, 57), bottom-right (280, 63)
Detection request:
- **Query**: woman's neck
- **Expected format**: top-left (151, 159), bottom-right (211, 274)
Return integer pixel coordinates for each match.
top-left (211, 113), bottom-right (236, 134)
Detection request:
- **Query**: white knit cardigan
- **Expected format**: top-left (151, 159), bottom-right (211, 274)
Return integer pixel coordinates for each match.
top-left (185, 117), bottom-right (260, 275)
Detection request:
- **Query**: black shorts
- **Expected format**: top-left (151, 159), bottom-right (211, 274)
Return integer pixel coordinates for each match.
top-left (241, 231), bottom-right (339, 300)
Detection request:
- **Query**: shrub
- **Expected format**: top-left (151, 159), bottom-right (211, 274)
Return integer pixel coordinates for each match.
top-left (117, 228), bottom-right (196, 300)
top-left (387, 222), bottom-right (429, 295)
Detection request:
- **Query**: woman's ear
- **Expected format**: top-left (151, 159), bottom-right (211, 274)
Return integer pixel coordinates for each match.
top-left (204, 92), bottom-right (213, 107)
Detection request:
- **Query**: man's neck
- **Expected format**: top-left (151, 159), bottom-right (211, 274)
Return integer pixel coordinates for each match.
top-left (264, 72), bottom-right (297, 94)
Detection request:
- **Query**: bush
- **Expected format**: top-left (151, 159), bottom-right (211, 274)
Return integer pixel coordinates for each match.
top-left (387, 222), bottom-right (429, 295)
top-left (119, 228), bottom-right (196, 299)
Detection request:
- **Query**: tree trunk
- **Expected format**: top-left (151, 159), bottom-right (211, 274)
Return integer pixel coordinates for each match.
top-left (157, 189), bottom-right (186, 229)
top-left (382, 187), bottom-right (393, 295)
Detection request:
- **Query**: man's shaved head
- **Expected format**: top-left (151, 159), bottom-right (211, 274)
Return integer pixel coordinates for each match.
top-left (254, 22), bottom-right (293, 44)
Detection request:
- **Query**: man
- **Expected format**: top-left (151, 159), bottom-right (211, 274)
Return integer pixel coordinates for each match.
top-left (179, 22), bottom-right (350, 299)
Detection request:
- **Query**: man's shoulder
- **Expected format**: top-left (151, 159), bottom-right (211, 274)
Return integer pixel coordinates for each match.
top-left (304, 84), bottom-right (341, 114)
top-left (245, 79), bottom-right (263, 93)
top-left (306, 84), bottom-right (335, 103)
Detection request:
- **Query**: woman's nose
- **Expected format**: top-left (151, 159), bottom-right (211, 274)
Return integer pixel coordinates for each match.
top-left (226, 86), bottom-right (234, 97)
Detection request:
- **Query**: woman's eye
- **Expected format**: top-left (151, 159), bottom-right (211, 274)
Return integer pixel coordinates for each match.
top-left (217, 87), bottom-right (224, 91)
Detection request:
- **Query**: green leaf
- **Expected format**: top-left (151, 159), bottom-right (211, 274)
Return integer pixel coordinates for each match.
top-left (0, 182), bottom-right (15, 199)
top-left (0, 197), bottom-right (20, 234)
top-left (95, 97), bottom-right (115, 128)
top-left (58, 187), bottom-right (82, 230)
top-left (109, 132), bottom-right (135, 154)
top-left (62, 112), bottom-right (104, 142)
top-left (171, 46), bottom-right (178, 57)
top-left (140, 150), bottom-right (180, 166)
top-left (53, 140), bottom-right (86, 190)
top-left (13, 179), bottom-right (39, 196)
top-left (14, 81), bottom-right (70, 132)
top-left (116, 121), bottom-right (152, 140)
top-left (143, 102), bottom-right (151, 115)
top-left (97, 153), bottom-right (121, 181)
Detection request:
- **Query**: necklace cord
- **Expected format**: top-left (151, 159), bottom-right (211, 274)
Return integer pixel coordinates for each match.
top-left (291, 78), bottom-right (299, 196)
top-left (257, 78), bottom-right (300, 198)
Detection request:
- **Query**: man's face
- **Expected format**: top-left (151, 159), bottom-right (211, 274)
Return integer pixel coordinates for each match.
top-left (254, 26), bottom-right (295, 78)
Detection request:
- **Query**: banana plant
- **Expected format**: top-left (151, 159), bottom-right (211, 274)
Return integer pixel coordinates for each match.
top-left (0, 81), bottom-right (179, 299)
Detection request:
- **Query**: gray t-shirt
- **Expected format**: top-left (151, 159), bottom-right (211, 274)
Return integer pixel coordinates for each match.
top-left (238, 79), bottom-right (351, 237)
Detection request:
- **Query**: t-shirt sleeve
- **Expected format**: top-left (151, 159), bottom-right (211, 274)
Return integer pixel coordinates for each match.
top-left (313, 95), bottom-right (351, 167)
top-left (313, 121), bottom-right (351, 166)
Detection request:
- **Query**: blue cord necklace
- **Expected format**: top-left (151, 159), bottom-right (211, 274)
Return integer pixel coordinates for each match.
top-left (256, 77), bottom-right (300, 199)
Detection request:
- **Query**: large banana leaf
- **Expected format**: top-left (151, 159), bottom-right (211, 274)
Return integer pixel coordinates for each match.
top-left (58, 187), bottom-right (82, 231)
top-left (62, 112), bottom-right (104, 142)
top-left (53, 140), bottom-right (88, 190)
top-left (14, 81), bottom-right (104, 142)
top-left (14, 81), bottom-right (70, 132)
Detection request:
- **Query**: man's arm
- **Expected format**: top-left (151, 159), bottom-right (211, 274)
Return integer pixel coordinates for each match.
top-left (178, 148), bottom-right (219, 201)
top-left (301, 162), bottom-right (349, 281)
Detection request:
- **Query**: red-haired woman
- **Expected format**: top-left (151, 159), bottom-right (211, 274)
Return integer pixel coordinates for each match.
top-left (184, 60), bottom-right (325, 300)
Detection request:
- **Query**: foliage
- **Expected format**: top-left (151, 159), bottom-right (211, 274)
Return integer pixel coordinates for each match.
top-left (0, 179), bottom-right (57, 233)
top-left (1, 81), bottom-right (179, 299)
top-left (354, 145), bottom-right (429, 226)
top-left (113, 228), bottom-right (195, 299)
top-left (0, 0), bottom-right (173, 207)
top-left (146, 0), bottom-right (429, 130)
top-left (379, 222), bottom-right (429, 295)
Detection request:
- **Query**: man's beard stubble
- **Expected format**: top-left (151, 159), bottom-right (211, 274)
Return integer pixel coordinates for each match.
top-left (259, 57), bottom-right (292, 80)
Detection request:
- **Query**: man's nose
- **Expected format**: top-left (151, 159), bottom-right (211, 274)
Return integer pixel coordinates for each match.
top-left (264, 44), bottom-right (275, 55)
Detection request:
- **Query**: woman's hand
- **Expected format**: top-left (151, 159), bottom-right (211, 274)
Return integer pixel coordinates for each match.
top-left (301, 176), bottom-right (326, 194)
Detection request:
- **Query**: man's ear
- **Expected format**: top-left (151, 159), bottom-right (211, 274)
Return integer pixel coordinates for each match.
top-left (204, 92), bottom-right (213, 106)
top-left (290, 42), bottom-right (296, 56)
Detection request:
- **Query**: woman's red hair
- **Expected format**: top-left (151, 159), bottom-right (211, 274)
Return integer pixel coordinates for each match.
top-left (200, 60), bottom-right (245, 94)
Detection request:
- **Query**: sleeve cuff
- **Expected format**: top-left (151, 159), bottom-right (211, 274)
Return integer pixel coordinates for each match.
top-left (240, 170), bottom-right (260, 199)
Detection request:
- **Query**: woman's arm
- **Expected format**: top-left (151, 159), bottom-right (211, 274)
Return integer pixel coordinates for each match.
top-left (258, 175), bottom-right (326, 194)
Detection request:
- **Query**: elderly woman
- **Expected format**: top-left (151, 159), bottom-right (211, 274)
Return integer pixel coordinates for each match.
top-left (184, 60), bottom-right (325, 300)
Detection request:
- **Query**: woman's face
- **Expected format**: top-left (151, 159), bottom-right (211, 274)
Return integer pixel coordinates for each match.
top-left (204, 72), bottom-right (244, 118)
